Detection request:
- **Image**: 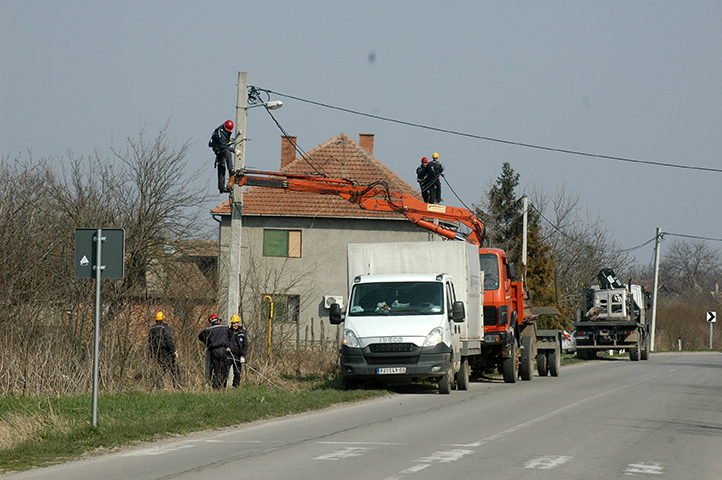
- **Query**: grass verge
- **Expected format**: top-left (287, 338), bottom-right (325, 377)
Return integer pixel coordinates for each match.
top-left (0, 374), bottom-right (388, 473)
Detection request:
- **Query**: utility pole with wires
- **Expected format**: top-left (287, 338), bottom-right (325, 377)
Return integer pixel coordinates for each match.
top-left (224, 71), bottom-right (248, 322)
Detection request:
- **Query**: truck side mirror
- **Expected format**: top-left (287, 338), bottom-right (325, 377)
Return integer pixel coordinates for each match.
top-left (507, 263), bottom-right (517, 280)
top-left (329, 303), bottom-right (345, 325)
top-left (451, 300), bottom-right (465, 323)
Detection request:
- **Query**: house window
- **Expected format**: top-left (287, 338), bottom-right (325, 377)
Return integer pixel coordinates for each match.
top-left (267, 294), bottom-right (300, 322)
top-left (263, 229), bottom-right (301, 258)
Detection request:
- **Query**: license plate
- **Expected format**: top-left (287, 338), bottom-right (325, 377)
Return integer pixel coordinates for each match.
top-left (377, 367), bottom-right (406, 375)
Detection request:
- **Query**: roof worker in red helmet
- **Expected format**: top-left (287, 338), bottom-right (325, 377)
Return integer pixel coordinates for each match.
top-left (416, 157), bottom-right (431, 203)
top-left (208, 120), bottom-right (235, 194)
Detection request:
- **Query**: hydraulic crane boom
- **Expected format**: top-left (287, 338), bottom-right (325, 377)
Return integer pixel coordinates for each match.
top-left (233, 169), bottom-right (484, 246)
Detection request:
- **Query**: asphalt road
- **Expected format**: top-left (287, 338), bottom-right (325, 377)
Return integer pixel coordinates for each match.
top-left (8, 352), bottom-right (722, 479)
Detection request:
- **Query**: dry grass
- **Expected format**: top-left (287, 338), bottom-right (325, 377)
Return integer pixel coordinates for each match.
top-left (0, 401), bottom-right (71, 450)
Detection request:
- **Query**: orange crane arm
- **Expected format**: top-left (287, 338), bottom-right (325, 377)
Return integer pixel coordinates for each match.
top-left (233, 169), bottom-right (484, 246)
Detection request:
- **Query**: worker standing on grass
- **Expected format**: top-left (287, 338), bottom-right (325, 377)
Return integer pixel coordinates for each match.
top-left (208, 120), bottom-right (235, 194)
top-left (198, 314), bottom-right (229, 389)
top-left (428, 152), bottom-right (444, 204)
top-left (226, 314), bottom-right (249, 388)
top-left (148, 311), bottom-right (181, 388)
top-left (416, 157), bottom-right (431, 203)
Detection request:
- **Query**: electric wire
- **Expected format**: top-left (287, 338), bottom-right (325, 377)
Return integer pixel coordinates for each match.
top-left (267, 89), bottom-right (722, 174)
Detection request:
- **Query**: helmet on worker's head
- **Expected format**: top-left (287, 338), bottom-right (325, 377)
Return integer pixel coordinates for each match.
top-left (208, 314), bottom-right (220, 323)
top-left (432, 152), bottom-right (439, 159)
top-left (154, 311), bottom-right (165, 321)
top-left (421, 157), bottom-right (428, 164)
top-left (230, 314), bottom-right (241, 324)
top-left (224, 120), bottom-right (234, 132)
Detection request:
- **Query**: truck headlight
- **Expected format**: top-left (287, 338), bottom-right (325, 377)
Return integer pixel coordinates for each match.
top-left (344, 329), bottom-right (360, 348)
top-left (423, 327), bottom-right (444, 347)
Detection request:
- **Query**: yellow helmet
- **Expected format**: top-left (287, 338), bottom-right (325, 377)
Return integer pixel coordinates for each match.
top-left (154, 311), bottom-right (165, 321)
top-left (230, 314), bottom-right (241, 324)
top-left (432, 152), bottom-right (439, 159)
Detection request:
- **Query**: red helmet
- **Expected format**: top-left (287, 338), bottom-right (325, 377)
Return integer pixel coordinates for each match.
top-left (223, 120), bottom-right (234, 132)
top-left (421, 157), bottom-right (428, 164)
top-left (208, 314), bottom-right (220, 323)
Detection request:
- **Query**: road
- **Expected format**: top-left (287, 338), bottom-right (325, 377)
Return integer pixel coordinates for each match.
top-left (8, 352), bottom-right (722, 479)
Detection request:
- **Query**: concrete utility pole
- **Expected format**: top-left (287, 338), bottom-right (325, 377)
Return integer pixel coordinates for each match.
top-left (650, 226), bottom-right (662, 351)
top-left (225, 71), bottom-right (248, 322)
top-left (521, 196), bottom-right (528, 286)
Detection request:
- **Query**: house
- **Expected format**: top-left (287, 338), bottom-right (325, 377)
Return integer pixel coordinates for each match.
top-left (211, 133), bottom-right (431, 346)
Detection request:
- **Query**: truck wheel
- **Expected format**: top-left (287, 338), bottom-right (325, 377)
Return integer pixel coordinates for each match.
top-left (342, 376), bottom-right (358, 390)
top-left (641, 337), bottom-right (650, 361)
top-left (630, 342), bottom-right (640, 361)
top-left (456, 357), bottom-right (470, 390)
top-left (439, 366), bottom-right (453, 394)
top-left (501, 339), bottom-right (518, 383)
top-left (520, 336), bottom-right (534, 381)
top-left (549, 343), bottom-right (561, 377)
top-left (576, 349), bottom-right (587, 360)
top-left (537, 351), bottom-right (549, 376)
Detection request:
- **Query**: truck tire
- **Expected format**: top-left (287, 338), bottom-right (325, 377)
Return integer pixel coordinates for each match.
top-left (576, 349), bottom-right (587, 360)
top-left (520, 336), bottom-right (534, 381)
top-left (549, 343), bottom-right (561, 377)
top-left (456, 357), bottom-right (470, 390)
top-left (629, 341), bottom-right (640, 361)
top-left (537, 351), bottom-right (549, 376)
top-left (342, 376), bottom-right (357, 391)
top-left (641, 336), bottom-right (650, 361)
top-left (439, 366), bottom-right (453, 394)
top-left (501, 339), bottom-right (518, 384)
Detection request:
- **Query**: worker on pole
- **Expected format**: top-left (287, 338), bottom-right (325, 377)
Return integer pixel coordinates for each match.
top-left (208, 120), bottom-right (235, 194)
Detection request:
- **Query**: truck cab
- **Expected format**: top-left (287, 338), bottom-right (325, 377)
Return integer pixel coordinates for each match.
top-left (330, 273), bottom-right (465, 393)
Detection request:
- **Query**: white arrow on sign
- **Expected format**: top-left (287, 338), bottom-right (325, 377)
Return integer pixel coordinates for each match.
top-left (707, 311), bottom-right (716, 323)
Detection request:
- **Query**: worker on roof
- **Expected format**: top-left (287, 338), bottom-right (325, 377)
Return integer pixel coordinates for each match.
top-left (428, 152), bottom-right (444, 204)
top-left (208, 120), bottom-right (235, 194)
top-left (416, 157), bottom-right (431, 203)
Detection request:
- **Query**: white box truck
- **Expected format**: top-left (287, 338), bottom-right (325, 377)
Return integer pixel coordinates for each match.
top-left (329, 241), bottom-right (483, 393)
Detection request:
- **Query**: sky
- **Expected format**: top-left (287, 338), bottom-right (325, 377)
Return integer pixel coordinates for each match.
top-left (2, 1), bottom-right (722, 267)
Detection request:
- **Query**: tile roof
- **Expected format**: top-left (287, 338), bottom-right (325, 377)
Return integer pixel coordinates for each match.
top-left (212, 133), bottom-right (421, 218)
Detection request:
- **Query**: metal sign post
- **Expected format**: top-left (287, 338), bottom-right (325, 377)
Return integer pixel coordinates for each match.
top-left (707, 311), bottom-right (716, 350)
top-left (75, 228), bottom-right (124, 427)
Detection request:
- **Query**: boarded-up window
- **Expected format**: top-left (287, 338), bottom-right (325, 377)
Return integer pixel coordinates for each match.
top-left (263, 229), bottom-right (301, 258)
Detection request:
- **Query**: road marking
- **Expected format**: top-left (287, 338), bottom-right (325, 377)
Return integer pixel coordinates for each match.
top-left (624, 462), bottom-right (665, 475)
top-left (318, 441), bottom-right (404, 446)
top-left (313, 446), bottom-right (370, 460)
top-left (400, 464), bottom-right (431, 473)
top-left (414, 449), bottom-right (474, 463)
top-left (524, 455), bottom-right (574, 469)
top-left (117, 444), bottom-right (195, 457)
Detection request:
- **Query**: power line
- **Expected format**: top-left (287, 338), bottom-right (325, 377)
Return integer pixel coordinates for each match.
top-left (662, 232), bottom-right (722, 243)
top-left (267, 89), bottom-right (722, 174)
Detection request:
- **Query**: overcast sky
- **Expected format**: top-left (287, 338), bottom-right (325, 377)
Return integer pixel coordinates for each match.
top-left (2, 1), bottom-right (721, 266)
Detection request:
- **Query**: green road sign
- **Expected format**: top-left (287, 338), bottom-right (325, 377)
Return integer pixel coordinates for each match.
top-left (74, 228), bottom-right (125, 279)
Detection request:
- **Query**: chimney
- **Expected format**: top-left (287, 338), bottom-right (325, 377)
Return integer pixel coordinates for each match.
top-left (359, 133), bottom-right (374, 156)
top-left (281, 136), bottom-right (297, 169)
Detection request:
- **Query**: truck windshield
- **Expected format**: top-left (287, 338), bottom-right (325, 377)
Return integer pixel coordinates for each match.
top-left (479, 254), bottom-right (500, 290)
top-left (348, 282), bottom-right (443, 316)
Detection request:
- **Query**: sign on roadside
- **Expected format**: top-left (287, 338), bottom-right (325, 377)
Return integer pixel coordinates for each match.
top-left (707, 311), bottom-right (716, 323)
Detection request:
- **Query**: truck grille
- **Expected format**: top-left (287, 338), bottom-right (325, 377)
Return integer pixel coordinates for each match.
top-left (369, 343), bottom-right (416, 353)
top-left (484, 306), bottom-right (497, 326)
top-left (365, 356), bottom-right (418, 365)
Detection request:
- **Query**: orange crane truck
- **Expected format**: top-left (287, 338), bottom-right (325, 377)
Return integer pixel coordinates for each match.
top-left (233, 169), bottom-right (560, 384)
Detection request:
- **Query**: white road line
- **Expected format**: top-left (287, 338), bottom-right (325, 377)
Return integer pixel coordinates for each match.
top-left (524, 455), bottom-right (574, 469)
top-left (117, 444), bottom-right (196, 457)
top-left (313, 446), bottom-right (370, 460)
top-left (624, 462), bottom-right (665, 475)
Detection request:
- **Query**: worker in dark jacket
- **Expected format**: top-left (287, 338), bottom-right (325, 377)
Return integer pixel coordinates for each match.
top-left (428, 152), bottom-right (444, 204)
top-left (208, 120), bottom-right (235, 194)
top-left (227, 314), bottom-right (249, 387)
top-left (198, 314), bottom-right (230, 389)
top-left (148, 311), bottom-right (181, 388)
top-left (416, 157), bottom-right (431, 203)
